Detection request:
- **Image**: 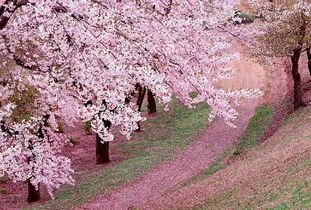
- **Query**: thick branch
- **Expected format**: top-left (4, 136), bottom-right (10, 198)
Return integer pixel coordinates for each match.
top-left (164, 0), bottom-right (173, 15)
top-left (0, 0), bottom-right (29, 30)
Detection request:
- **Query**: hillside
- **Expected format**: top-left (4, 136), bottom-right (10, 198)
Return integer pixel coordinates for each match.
top-left (144, 105), bottom-right (311, 209)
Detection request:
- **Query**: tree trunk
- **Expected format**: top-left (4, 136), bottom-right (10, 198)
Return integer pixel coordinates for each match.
top-left (136, 84), bottom-right (146, 112)
top-left (147, 89), bottom-right (157, 114)
top-left (96, 134), bottom-right (110, 164)
top-left (135, 84), bottom-right (146, 132)
top-left (307, 48), bottom-right (311, 76)
top-left (96, 119), bottom-right (111, 164)
top-left (291, 50), bottom-right (303, 109)
top-left (27, 179), bottom-right (40, 203)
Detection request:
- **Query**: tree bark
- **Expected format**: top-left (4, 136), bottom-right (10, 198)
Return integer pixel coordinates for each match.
top-left (27, 179), bottom-right (40, 203)
top-left (26, 125), bottom-right (45, 203)
top-left (135, 84), bottom-right (146, 132)
top-left (136, 122), bottom-right (141, 132)
top-left (96, 119), bottom-right (111, 164)
top-left (147, 89), bottom-right (157, 114)
top-left (291, 50), bottom-right (303, 109)
top-left (307, 48), bottom-right (311, 76)
top-left (136, 84), bottom-right (146, 112)
top-left (96, 134), bottom-right (110, 164)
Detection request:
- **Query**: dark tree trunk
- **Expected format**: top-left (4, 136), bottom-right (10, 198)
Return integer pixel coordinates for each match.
top-left (136, 121), bottom-right (141, 132)
top-left (291, 50), bottom-right (303, 109)
top-left (136, 84), bottom-right (146, 112)
top-left (307, 48), bottom-right (311, 76)
top-left (147, 89), bottom-right (157, 114)
top-left (27, 179), bottom-right (40, 203)
top-left (288, 9), bottom-right (306, 109)
top-left (96, 120), bottom-right (111, 164)
top-left (26, 125), bottom-right (45, 203)
top-left (96, 134), bottom-right (110, 164)
top-left (135, 84), bottom-right (146, 132)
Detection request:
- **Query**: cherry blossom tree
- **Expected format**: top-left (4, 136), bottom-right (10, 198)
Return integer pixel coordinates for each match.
top-left (0, 64), bottom-right (77, 202)
top-left (241, 0), bottom-right (311, 108)
top-left (71, 0), bottom-right (259, 161)
top-left (0, 0), bottom-right (260, 202)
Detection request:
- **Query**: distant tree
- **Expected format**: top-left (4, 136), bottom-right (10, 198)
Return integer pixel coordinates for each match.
top-left (244, 0), bottom-right (311, 108)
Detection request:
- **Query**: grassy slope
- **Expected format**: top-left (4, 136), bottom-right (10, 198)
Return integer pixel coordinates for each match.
top-left (234, 105), bottom-right (274, 155)
top-left (26, 99), bottom-right (210, 210)
top-left (195, 106), bottom-right (311, 209)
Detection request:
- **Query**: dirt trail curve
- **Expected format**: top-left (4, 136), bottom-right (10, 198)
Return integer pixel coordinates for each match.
top-left (77, 41), bottom-right (267, 210)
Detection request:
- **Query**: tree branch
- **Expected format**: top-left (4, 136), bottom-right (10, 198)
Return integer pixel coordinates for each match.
top-left (0, 0), bottom-right (29, 30)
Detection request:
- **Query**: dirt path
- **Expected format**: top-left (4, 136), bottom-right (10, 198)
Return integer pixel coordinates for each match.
top-left (143, 106), bottom-right (311, 210)
top-left (78, 101), bottom-right (259, 210)
top-left (137, 53), bottom-right (310, 210)
top-left (77, 41), bottom-right (266, 210)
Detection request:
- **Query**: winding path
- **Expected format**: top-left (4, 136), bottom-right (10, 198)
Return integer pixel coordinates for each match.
top-left (78, 40), bottom-right (267, 210)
